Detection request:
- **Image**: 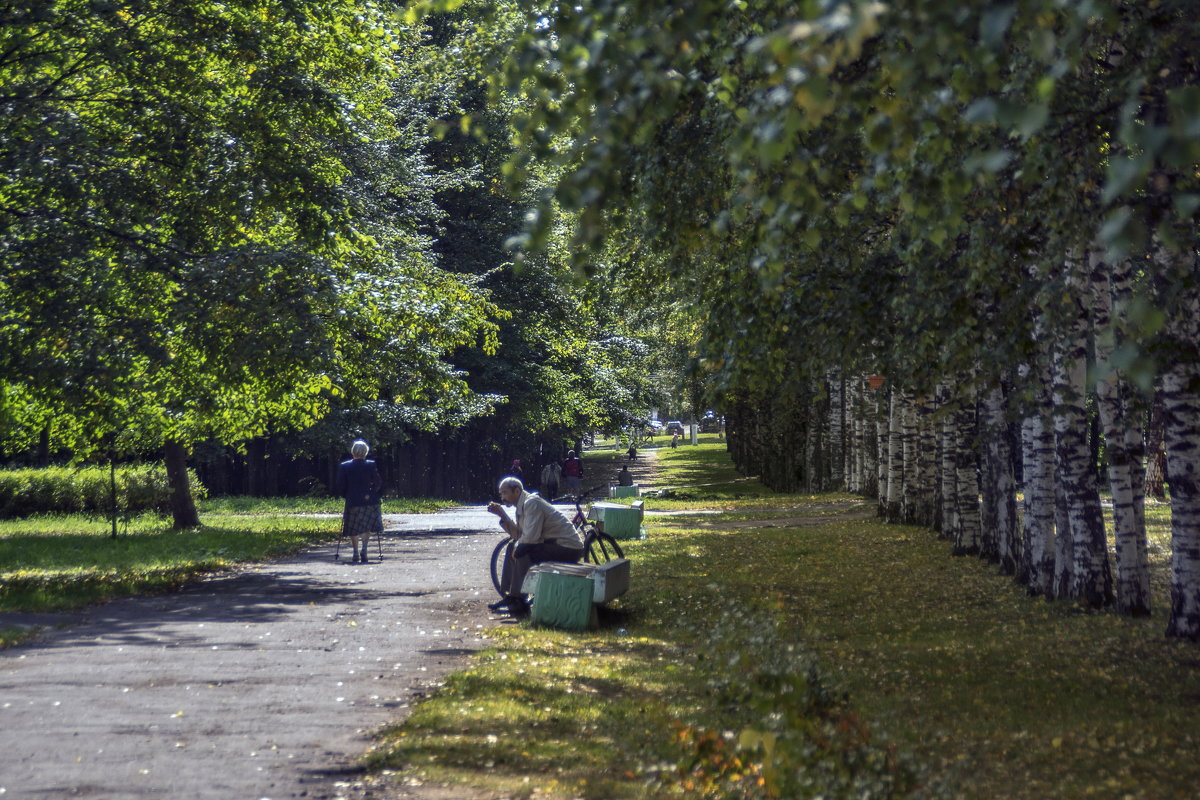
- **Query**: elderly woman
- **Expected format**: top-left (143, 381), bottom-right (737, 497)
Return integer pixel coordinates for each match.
top-left (335, 439), bottom-right (383, 563)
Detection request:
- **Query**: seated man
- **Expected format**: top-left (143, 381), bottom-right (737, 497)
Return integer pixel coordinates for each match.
top-left (486, 476), bottom-right (585, 615)
top-left (617, 465), bottom-right (634, 486)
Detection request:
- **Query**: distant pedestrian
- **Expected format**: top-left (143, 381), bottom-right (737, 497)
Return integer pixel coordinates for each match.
top-left (540, 461), bottom-right (562, 500)
top-left (562, 450), bottom-right (583, 494)
top-left (627, 445), bottom-right (638, 460)
top-left (509, 459), bottom-right (523, 479)
top-left (671, 433), bottom-right (679, 448)
top-left (617, 465), bottom-right (634, 486)
top-left (336, 439), bottom-right (383, 564)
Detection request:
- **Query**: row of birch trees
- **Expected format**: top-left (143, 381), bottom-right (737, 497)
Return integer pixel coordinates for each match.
top-left (722, 241), bottom-right (1200, 635)
top-left (473, 0), bottom-right (1200, 639)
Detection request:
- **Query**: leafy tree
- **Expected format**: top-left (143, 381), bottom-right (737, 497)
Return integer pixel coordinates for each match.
top-left (0, 1), bottom-right (498, 524)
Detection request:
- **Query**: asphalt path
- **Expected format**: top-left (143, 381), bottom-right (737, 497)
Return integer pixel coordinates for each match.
top-left (0, 506), bottom-right (508, 800)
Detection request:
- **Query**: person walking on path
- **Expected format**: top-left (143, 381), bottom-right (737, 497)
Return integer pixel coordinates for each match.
top-left (336, 439), bottom-right (383, 563)
top-left (562, 449), bottom-right (583, 493)
top-left (540, 460), bottom-right (562, 499)
top-left (486, 476), bottom-right (584, 616)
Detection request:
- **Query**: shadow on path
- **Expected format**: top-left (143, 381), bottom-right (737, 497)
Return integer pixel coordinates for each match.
top-left (0, 508), bottom-right (501, 800)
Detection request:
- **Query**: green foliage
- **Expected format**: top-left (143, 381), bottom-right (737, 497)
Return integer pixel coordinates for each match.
top-left (0, 0), bottom-right (501, 462)
top-left (397, 4), bottom-right (667, 444)
top-left (482, 0), bottom-right (1200, 416)
top-left (0, 465), bottom-right (205, 518)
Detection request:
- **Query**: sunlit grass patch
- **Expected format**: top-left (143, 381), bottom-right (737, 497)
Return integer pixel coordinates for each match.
top-left (770, 514), bottom-right (1200, 799)
top-left (373, 443), bottom-right (1200, 799)
top-left (199, 495), bottom-right (456, 515)
top-left (0, 510), bottom-right (337, 612)
top-left (370, 494), bottom-right (924, 799)
top-left (369, 630), bottom-right (693, 799)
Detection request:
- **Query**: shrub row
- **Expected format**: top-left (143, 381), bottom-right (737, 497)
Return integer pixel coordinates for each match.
top-left (0, 466), bottom-right (207, 518)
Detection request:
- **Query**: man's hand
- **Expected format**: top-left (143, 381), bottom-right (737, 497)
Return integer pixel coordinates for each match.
top-left (487, 501), bottom-right (503, 516)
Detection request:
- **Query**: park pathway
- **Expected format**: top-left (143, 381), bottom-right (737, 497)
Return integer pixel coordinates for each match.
top-left (0, 507), bottom-right (503, 800)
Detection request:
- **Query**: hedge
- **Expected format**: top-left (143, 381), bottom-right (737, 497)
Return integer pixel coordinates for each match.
top-left (0, 466), bottom-right (207, 518)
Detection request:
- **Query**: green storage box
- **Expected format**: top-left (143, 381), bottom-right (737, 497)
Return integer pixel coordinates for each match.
top-left (611, 484), bottom-right (640, 498)
top-left (528, 568), bottom-right (597, 630)
top-left (589, 500), bottom-right (645, 540)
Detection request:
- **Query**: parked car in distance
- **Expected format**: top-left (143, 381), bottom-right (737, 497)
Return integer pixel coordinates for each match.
top-left (666, 421), bottom-right (685, 435)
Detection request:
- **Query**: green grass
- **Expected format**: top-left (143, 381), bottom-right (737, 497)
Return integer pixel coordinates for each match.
top-left (198, 495), bottom-right (456, 514)
top-left (367, 446), bottom-right (1200, 799)
top-left (0, 496), bottom-right (457, 618)
top-left (0, 506), bottom-right (339, 614)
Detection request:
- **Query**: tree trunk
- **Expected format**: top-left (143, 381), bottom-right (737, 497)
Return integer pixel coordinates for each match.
top-left (1019, 361), bottom-right (1057, 595)
top-left (847, 380), bottom-right (861, 494)
top-left (884, 389), bottom-right (903, 521)
top-left (1164, 362), bottom-right (1200, 639)
top-left (165, 438), bottom-right (200, 529)
top-left (953, 399), bottom-right (980, 556)
top-left (827, 371), bottom-right (845, 490)
top-left (1051, 256), bottom-right (1113, 608)
top-left (1144, 389), bottom-right (1167, 499)
top-left (914, 395), bottom-right (938, 528)
top-left (875, 391), bottom-right (888, 506)
top-left (1162, 270), bottom-right (1200, 639)
top-left (982, 385), bottom-right (1018, 573)
top-left (939, 384), bottom-right (958, 541)
top-left (1053, 475), bottom-right (1072, 599)
top-left (901, 392), bottom-right (919, 524)
top-left (246, 436), bottom-right (268, 496)
top-left (1091, 252), bottom-right (1150, 615)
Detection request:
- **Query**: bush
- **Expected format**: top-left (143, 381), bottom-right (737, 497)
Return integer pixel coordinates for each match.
top-left (0, 466), bottom-right (207, 518)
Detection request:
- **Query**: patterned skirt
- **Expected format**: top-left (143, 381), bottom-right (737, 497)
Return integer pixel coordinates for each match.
top-left (342, 504), bottom-right (383, 537)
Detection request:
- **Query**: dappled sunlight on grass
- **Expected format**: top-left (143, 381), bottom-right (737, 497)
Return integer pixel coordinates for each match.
top-left (372, 445), bottom-right (1200, 799)
top-left (371, 493), bottom-right (928, 799)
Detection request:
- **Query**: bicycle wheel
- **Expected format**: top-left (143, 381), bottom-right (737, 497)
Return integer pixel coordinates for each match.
top-left (490, 537), bottom-right (513, 597)
top-left (583, 526), bottom-right (624, 564)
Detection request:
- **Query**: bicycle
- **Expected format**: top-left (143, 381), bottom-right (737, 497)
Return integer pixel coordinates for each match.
top-left (489, 484), bottom-right (624, 598)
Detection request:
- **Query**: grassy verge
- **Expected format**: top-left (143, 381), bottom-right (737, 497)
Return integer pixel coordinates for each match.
top-left (0, 510), bottom-right (338, 614)
top-left (198, 495), bottom-right (457, 514)
top-left (367, 445), bottom-right (1200, 799)
top-left (0, 495), bottom-right (454, 617)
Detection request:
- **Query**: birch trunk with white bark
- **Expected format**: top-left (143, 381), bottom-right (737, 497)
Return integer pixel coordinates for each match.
top-left (901, 392), bottom-right (919, 524)
top-left (1090, 252), bottom-right (1150, 616)
top-left (827, 372), bottom-right (845, 491)
top-left (884, 389), bottom-right (903, 521)
top-left (914, 395), bottom-right (938, 528)
top-left (1019, 362), bottom-right (1057, 596)
top-left (981, 385), bottom-right (1018, 573)
top-left (1052, 256), bottom-right (1113, 608)
top-left (876, 394), bottom-right (889, 511)
top-left (954, 399), bottom-right (981, 556)
top-left (939, 384), bottom-right (958, 541)
top-left (1163, 275), bottom-right (1200, 639)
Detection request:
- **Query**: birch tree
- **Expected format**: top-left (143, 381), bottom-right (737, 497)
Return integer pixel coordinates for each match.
top-left (1051, 258), bottom-right (1113, 607)
top-left (1091, 252), bottom-right (1151, 615)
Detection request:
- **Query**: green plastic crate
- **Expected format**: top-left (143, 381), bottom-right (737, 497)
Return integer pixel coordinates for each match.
top-left (529, 570), bottom-right (597, 630)
top-left (589, 500), bottom-right (645, 540)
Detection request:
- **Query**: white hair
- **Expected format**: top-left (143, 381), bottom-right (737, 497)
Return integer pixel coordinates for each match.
top-left (350, 439), bottom-right (370, 458)
top-left (498, 476), bottom-right (523, 493)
